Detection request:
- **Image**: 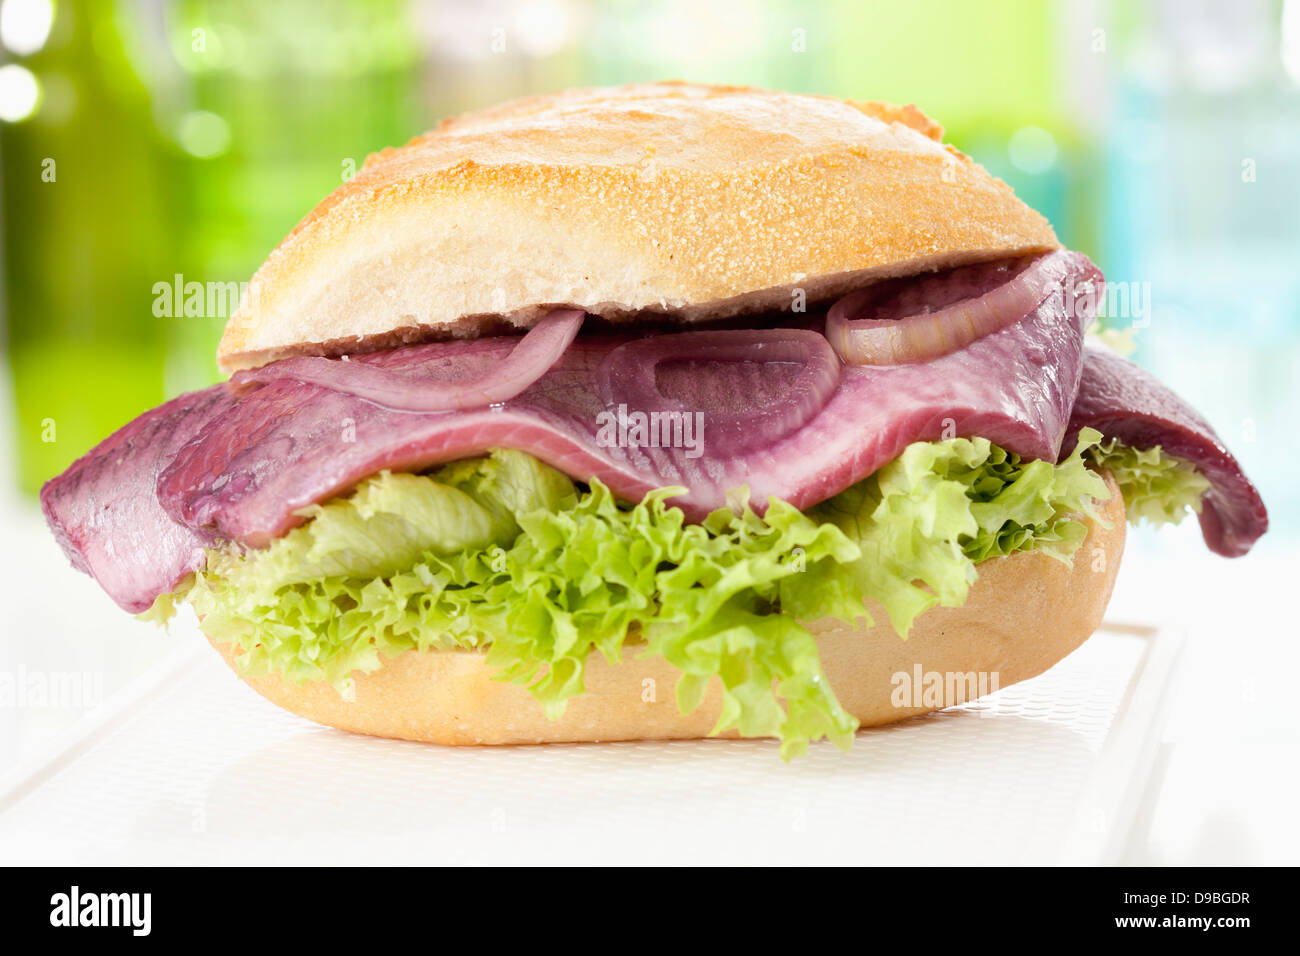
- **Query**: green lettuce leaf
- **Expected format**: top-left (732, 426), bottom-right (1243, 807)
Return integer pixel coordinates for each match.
top-left (1087, 438), bottom-right (1211, 527)
top-left (152, 429), bottom-right (1204, 757)
top-left (806, 429), bottom-right (1110, 639)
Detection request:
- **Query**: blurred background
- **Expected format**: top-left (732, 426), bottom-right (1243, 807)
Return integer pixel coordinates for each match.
top-left (1, 0), bottom-right (1297, 863)
top-left (2, 0), bottom-right (1297, 532)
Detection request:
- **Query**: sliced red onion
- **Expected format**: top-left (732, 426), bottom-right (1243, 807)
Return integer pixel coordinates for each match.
top-left (233, 309), bottom-right (584, 411)
top-left (596, 328), bottom-right (841, 457)
top-left (826, 251), bottom-right (1100, 365)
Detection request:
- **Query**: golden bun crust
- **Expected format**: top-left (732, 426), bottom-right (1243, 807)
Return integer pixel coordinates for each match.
top-left (218, 81), bottom-right (1058, 372)
top-left (210, 478), bottom-right (1124, 746)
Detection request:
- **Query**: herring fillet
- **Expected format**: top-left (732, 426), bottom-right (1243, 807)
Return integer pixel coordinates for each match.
top-left (158, 274), bottom-right (1089, 546)
top-left (42, 251), bottom-right (1264, 611)
top-left (39, 388), bottom-right (236, 612)
top-left (38, 255), bottom-right (1097, 611)
top-left (1065, 345), bottom-right (1268, 557)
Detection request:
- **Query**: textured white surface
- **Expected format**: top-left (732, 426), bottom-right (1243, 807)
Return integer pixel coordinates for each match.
top-left (0, 624), bottom-right (1172, 866)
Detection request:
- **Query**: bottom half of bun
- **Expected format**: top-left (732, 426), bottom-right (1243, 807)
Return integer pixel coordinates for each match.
top-left (209, 476), bottom-right (1126, 746)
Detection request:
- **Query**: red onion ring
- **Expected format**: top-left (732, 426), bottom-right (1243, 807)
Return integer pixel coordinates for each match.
top-left (233, 308), bottom-right (584, 411)
top-left (596, 328), bottom-right (841, 457)
top-left (826, 251), bottom-right (1098, 365)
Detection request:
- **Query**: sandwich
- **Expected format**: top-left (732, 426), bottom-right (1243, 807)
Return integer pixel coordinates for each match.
top-left (41, 83), bottom-right (1268, 757)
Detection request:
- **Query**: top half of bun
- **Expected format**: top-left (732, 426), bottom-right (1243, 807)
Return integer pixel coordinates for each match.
top-left (217, 82), bottom-right (1058, 373)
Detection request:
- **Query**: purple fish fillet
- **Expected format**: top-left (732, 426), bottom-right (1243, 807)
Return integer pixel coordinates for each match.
top-left (40, 388), bottom-right (237, 611)
top-left (39, 251), bottom-right (1265, 612)
top-left (1066, 346), bottom-right (1268, 557)
top-left (156, 254), bottom-right (1092, 547)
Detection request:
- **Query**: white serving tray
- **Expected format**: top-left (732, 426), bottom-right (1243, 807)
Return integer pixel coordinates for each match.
top-left (0, 621), bottom-right (1178, 866)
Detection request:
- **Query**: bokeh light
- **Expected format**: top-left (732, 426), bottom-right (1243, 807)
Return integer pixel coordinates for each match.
top-left (0, 0), bottom-right (54, 56)
top-left (0, 63), bottom-right (39, 122)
